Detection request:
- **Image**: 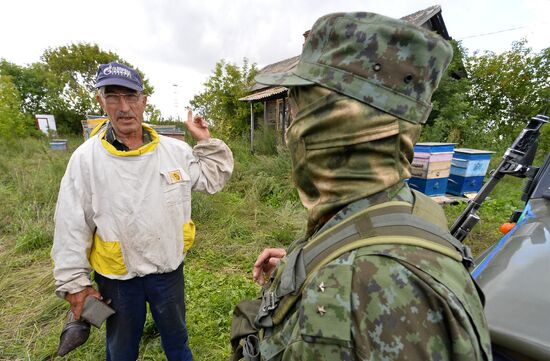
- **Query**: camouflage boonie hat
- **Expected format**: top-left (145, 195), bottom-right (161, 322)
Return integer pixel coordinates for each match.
top-left (255, 12), bottom-right (453, 124)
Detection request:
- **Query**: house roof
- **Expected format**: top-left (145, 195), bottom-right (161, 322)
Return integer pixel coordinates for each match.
top-left (244, 5), bottom-right (451, 101)
top-left (400, 5), bottom-right (450, 40)
top-left (239, 86), bottom-right (288, 101)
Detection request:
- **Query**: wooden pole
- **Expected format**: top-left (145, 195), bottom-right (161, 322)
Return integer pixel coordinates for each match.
top-left (281, 98), bottom-right (286, 145)
top-left (263, 101), bottom-right (268, 127)
top-left (250, 102), bottom-right (254, 153)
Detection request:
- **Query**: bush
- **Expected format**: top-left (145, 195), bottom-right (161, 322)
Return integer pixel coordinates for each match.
top-left (0, 75), bottom-right (36, 139)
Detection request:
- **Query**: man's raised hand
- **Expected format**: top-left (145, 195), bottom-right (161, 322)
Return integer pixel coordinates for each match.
top-left (184, 109), bottom-right (210, 141)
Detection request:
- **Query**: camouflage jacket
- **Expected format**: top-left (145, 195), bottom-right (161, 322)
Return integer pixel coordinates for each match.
top-left (259, 185), bottom-right (492, 361)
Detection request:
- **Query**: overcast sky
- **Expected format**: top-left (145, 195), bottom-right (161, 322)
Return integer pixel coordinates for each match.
top-left (0, 0), bottom-right (548, 119)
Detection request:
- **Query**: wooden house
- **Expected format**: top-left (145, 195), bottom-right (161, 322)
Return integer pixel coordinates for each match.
top-left (240, 5), bottom-right (452, 148)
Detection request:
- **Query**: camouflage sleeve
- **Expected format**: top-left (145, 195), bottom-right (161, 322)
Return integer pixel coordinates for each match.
top-left (262, 247), bottom-right (489, 361)
top-left (350, 250), bottom-right (488, 360)
top-left (277, 251), bottom-right (357, 360)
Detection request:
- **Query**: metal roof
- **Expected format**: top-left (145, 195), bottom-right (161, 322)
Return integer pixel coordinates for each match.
top-left (239, 86), bottom-right (288, 101)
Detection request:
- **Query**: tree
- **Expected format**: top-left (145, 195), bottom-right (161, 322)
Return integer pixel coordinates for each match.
top-left (421, 41), bottom-right (481, 145)
top-left (466, 40), bottom-right (550, 148)
top-left (190, 58), bottom-right (260, 138)
top-left (145, 104), bottom-right (162, 123)
top-left (0, 75), bottom-right (36, 139)
top-left (40, 43), bottom-right (156, 134)
top-left (0, 60), bottom-right (53, 116)
top-left (2, 44), bottom-right (163, 136)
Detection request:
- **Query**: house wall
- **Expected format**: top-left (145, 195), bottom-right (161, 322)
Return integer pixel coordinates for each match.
top-left (265, 100), bottom-right (278, 128)
top-left (263, 98), bottom-right (293, 144)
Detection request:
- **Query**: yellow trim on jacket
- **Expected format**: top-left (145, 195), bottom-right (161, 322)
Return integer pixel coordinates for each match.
top-left (99, 123), bottom-right (160, 156)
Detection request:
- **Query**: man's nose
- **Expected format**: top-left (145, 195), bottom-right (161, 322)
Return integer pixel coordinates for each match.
top-left (118, 96), bottom-right (131, 111)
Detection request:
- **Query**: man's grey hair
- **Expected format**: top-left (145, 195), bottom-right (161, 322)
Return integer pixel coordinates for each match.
top-left (97, 86), bottom-right (141, 97)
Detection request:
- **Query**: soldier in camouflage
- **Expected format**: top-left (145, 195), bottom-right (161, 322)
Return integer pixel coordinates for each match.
top-left (240, 12), bottom-right (491, 361)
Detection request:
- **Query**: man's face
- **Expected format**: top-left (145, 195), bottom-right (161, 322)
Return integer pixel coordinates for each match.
top-left (96, 85), bottom-right (147, 137)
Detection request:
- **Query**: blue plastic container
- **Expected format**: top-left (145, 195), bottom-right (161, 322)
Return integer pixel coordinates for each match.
top-left (49, 139), bottom-right (68, 151)
top-left (447, 174), bottom-right (485, 196)
top-left (408, 177), bottom-right (448, 196)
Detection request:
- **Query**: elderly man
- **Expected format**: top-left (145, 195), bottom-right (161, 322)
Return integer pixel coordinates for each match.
top-left (233, 12), bottom-right (491, 361)
top-left (52, 61), bottom-right (233, 361)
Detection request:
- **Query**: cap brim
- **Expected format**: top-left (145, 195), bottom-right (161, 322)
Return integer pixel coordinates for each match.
top-left (95, 78), bottom-right (143, 92)
top-left (255, 71), bottom-right (314, 87)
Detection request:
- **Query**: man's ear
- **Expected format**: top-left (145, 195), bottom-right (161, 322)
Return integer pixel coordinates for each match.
top-left (96, 94), bottom-right (107, 112)
top-left (141, 95), bottom-right (148, 106)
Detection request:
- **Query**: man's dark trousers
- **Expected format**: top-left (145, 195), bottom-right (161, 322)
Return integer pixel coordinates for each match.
top-left (95, 262), bottom-right (192, 361)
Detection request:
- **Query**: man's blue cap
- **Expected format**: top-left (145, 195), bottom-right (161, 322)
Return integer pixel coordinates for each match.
top-left (94, 61), bottom-right (143, 92)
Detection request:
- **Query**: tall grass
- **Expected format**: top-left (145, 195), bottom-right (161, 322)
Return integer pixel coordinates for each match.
top-left (0, 135), bottom-right (304, 360)
top-left (0, 135), bottom-right (529, 360)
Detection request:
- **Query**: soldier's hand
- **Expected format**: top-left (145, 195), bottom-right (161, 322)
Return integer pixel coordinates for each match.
top-left (253, 248), bottom-right (286, 285)
top-left (65, 287), bottom-right (102, 320)
top-left (184, 109), bottom-right (210, 141)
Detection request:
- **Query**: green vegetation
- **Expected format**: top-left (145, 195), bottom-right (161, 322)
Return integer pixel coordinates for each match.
top-left (0, 135), bottom-right (531, 360)
top-left (0, 43), bottom-right (159, 135)
top-left (2, 40), bottom-right (547, 147)
top-left (0, 136), bottom-right (304, 360)
top-left (421, 40), bottom-right (549, 154)
top-left (190, 58), bottom-right (261, 139)
top-left (0, 38), bottom-right (548, 360)
top-left (0, 76), bottom-right (38, 139)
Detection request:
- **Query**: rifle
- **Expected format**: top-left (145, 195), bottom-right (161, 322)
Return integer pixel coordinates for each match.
top-left (450, 114), bottom-right (548, 242)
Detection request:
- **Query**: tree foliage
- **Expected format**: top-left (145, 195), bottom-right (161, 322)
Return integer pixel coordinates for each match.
top-left (421, 41), bottom-right (480, 145)
top-left (190, 59), bottom-right (260, 138)
top-left (0, 60), bottom-right (53, 116)
top-left (40, 43), bottom-right (156, 134)
top-left (466, 40), bottom-right (549, 148)
top-left (0, 75), bottom-right (36, 139)
top-left (421, 39), bottom-right (549, 152)
top-left (1, 43), bottom-right (160, 135)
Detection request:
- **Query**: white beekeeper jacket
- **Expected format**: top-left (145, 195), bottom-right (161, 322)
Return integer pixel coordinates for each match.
top-left (51, 124), bottom-right (233, 298)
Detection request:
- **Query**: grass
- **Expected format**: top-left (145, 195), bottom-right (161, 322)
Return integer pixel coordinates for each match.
top-left (0, 135), bottom-right (533, 360)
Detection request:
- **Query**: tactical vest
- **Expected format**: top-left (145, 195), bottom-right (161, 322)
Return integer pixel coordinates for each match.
top-left (230, 190), bottom-right (480, 361)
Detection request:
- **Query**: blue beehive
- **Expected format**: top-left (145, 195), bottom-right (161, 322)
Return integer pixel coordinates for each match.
top-left (447, 148), bottom-right (494, 196)
top-left (408, 177), bottom-right (449, 196)
top-left (413, 142), bottom-right (456, 153)
top-left (408, 143), bottom-right (456, 196)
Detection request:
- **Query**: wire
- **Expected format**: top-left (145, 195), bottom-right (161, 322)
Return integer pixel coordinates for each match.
top-left (457, 22), bottom-right (548, 40)
top-left (458, 26), bottom-right (528, 40)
